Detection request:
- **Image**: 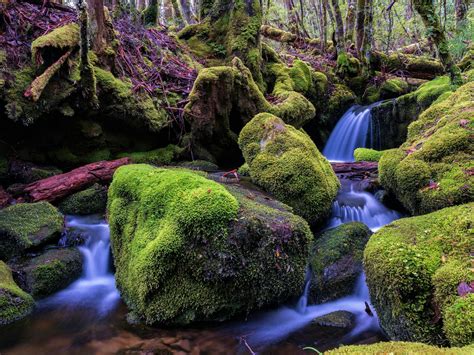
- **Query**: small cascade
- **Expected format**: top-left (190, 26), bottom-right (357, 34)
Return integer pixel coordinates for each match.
top-left (323, 103), bottom-right (380, 162)
top-left (42, 215), bottom-right (120, 316)
top-left (296, 268), bottom-right (312, 314)
top-left (326, 184), bottom-right (401, 232)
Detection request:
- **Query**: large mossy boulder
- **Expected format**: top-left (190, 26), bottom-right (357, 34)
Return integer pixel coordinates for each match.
top-left (58, 184), bottom-right (107, 215)
top-left (370, 76), bottom-right (453, 150)
top-left (327, 341), bottom-right (474, 354)
top-left (379, 81), bottom-right (473, 215)
top-left (108, 164), bottom-right (312, 325)
top-left (238, 112), bottom-right (339, 225)
top-left (364, 203), bottom-right (474, 346)
top-left (0, 202), bottom-right (64, 260)
top-left (0, 261), bottom-right (34, 325)
top-left (309, 222), bottom-right (371, 303)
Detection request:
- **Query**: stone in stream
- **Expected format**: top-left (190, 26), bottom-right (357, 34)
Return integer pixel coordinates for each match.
top-left (108, 164), bottom-right (313, 325)
top-left (309, 222), bottom-right (371, 303)
top-left (0, 261), bottom-right (35, 325)
top-left (0, 202), bottom-right (64, 260)
top-left (312, 311), bottom-right (355, 329)
top-left (58, 183), bottom-right (108, 215)
top-left (12, 248), bottom-right (83, 299)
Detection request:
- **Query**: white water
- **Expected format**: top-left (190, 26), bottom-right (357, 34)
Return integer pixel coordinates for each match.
top-left (323, 103), bottom-right (379, 162)
top-left (41, 215), bottom-right (120, 316)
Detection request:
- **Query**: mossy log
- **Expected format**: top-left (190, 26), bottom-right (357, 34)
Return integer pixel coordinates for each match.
top-left (22, 158), bottom-right (131, 202)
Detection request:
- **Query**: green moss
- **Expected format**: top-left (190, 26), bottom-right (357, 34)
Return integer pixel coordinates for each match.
top-left (94, 67), bottom-right (168, 133)
top-left (237, 162), bottom-right (250, 176)
top-left (364, 203), bottom-right (474, 345)
top-left (310, 222), bottom-right (371, 302)
top-left (177, 160), bottom-right (219, 171)
top-left (414, 76), bottom-right (451, 106)
top-left (19, 248), bottom-right (83, 299)
top-left (354, 148), bottom-right (384, 162)
top-left (327, 341), bottom-right (474, 354)
top-left (238, 113), bottom-right (339, 225)
top-left (0, 261), bottom-right (35, 325)
top-left (31, 23), bottom-right (80, 62)
top-left (108, 165), bottom-right (312, 324)
top-left (379, 82), bottom-right (474, 214)
top-left (118, 144), bottom-right (183, 165)
top-left (58, 184), bottom-right (107, 215)
top-left (0, 202), bottom-right (64, 260)
top-left (443, 294), bottom-right (474, 346)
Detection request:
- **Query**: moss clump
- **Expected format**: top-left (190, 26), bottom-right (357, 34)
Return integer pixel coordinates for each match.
top-left (0, 261), bottom-right (34, 325)
top-left (108, 165), bottom-right (312, 324)
top-left (364, 203), bottom-right (474, 345)
top-left (18, 248), bottom-right (83, 299)
top-left (365, 78), bottom-right (409, 103)
top-left (94, 67), bottom-right (168, 133)
top-left (378, 81), bottom-right (473, 214)
top-left (238, 113), bottom-right (339, 225)
top-left (354, 148), bottom-right (384, 162)
top-left (177, 160), bottom-right (219, 171)
top-left (31, 23), bottom-right (80, 62)
top-left (327, 341), bottom-right (474, 354)
top-left (0, 202), bottom-right (64, 260)
top-left (58, 184), bottom-right (107, 215)
top-left (118, 144), bottom-right (183, 166)
top-left (443, 294), bottom-right (474, 346)
top-left (237, 162), bottom-right (250, 176)
top-left (310, 222), bottom-right (371, 303)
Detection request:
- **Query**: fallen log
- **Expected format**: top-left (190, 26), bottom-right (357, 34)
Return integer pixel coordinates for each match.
top-left (331, 161), bottom-right (378, 174)
top-left (22, 158), bottom-right (131, 202)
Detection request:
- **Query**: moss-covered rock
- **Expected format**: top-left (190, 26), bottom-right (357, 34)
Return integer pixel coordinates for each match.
top-left (31, 23), bottom-right (79, 63)
top-left (312, 310), bottom-right (355, 328)
top-left (309, 223), bottom-right (371, 303)
top-left (327, 341), bottom-right (474, 354)
top-left (353, 148), bottom-right (384, 162)
top-left (238, 112), bottom-right (339, 225)
top-left (0, 202), bottom-right (64, 260)
top-left (7, 160), bottom-right (62, 184)
top-left (118, 144), bottom-right (183, 166)
top-left (364, 203), bottom-right (474, 345)
top-left (108, 164), bottom-right (312, 324)
top-left (378, 81), bottom-right (473, 214)
top-left (15, 248), bottom-right (82, 299)
top-left (364, 78), bottom-right (409, 103)
top-left (177, 160), bottom-right (219, 171)
top-left (370, 76), bottom-right (453, 150)
top-left (58, 184), bottom-right (107, 215)
top-left (0, 261), bottom-right (34, 325)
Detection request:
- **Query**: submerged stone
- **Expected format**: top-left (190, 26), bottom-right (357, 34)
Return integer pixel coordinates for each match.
top-left (313, 310), bottom-right (355, 329)
top-left (108, 164), bottom-right (312, 325)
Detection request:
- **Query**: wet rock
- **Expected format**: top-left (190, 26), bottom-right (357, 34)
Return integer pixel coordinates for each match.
top-left (313, 311), bottom-right (355, 328)
top-left (0, 201), bottom-right (64, 260)
top-left (58, 183), bottom-right (107, 215)
top-left (59, 227), bottom-right (88, 247)
top-left (14, 247), bottom-right (83, 299)
top-left (309, 222), bottom-right (371, 303)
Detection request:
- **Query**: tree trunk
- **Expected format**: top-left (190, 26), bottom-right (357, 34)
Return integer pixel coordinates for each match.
top-left (345, 0), bottom-right (356, 47)
top-left (179, 0), bottom-right (194, 23)
top-left (362, 0), bottom-right (373, 66)
top-left (413, 0), bottom-right (461, 84)
top-left (455, 0), bottom-right (469, 30)
top-left (171, 0), bottom-right (185, 27)
top-left (355, 0), bottom-right (366, 56)
top-left (137, 0), bottom-right (145, 10)
top-left (330, 0), bottom-right (345, 56)
top-left (86, 0), bottom-right (107, 53)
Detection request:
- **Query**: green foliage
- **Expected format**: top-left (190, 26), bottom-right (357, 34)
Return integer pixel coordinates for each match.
top-left (108, 165), bottom-right (312, 324)
top-left (327, 341), bottom-right (474, 354)
top-left (58, 184), bottom-right (108, 215)
top-left (238, 113), bottom-right (339, 225)
top-left (364, 203), bottom-right (474, 345)
top-left (0, 261), bottom-right (35, 325)
top-left (354, 148), bottom-right (384, 162)
top-left (0, 202), bottom-right (64, 260)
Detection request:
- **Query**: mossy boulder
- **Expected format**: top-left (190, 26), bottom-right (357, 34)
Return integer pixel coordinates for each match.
top-left (238, 112), bottom-right (339, 225)
top-left (364, 203), bottom-right (474, 345)
top-left (58, 184), bottom-right (107, 215)
top-left (378, 81), bottom-right (473, 215)
top-left (353, 148), bottom-right (384, 162)
top-left (309, 223), bottom-right (371, 303)
top-left (117, 145), bottom-right (184, 166)
top-left (15, 248), bottom-right (82, 299)
top-left (327, 341), bottom-right (474, 354)
top-left (0, 261), bottom-right (34, 325)
top-left (108, 164), bottom-right (312, 325)
top-left (365, 78), bottom-right (409, 103)
top-left (313, 310), bottom-right (355, 328)
top-left (0, 202), bottom-right (64, 260)
top-left (370, 76), bottom-right (453, 150)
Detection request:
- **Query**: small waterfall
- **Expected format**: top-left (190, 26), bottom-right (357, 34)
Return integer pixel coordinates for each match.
top-left (323, 103), bottom-right (380, 162)
top-left (41, 216), bottom-right (120, 316)
top-left (326, 185), bottom-right (401, 232)
top-left (296, 268), bottom-right (312, 314)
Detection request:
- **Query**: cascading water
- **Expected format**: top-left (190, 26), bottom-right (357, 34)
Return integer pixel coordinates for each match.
top-left (323, 103), bottom-right (380, 162)
top-left (42, 215), bottom-right (120, 316)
